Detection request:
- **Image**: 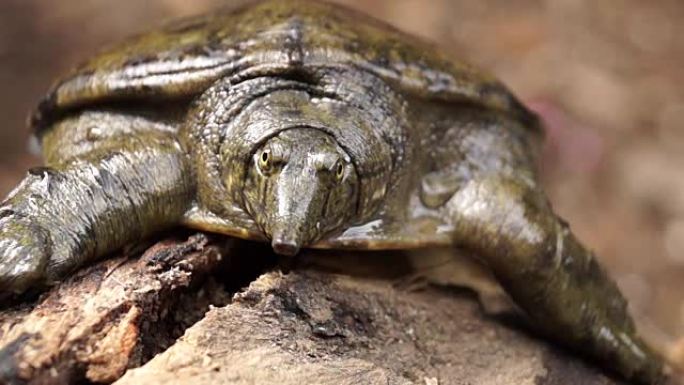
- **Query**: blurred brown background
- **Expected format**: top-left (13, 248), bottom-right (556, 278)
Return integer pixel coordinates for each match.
top-left (1, 0), bottom-right (683, 361)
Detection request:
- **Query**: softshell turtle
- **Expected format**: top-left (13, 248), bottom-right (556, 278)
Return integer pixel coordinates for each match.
top-left (0, 0), bottom-right (664, 383)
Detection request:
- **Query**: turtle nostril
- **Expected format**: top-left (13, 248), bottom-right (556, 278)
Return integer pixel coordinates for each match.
top-left (271, 237), bottom-right (300, 256)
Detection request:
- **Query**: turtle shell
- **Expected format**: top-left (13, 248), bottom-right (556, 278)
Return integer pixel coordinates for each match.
top-left (30, 0), bottom-right (536, 137)
top-left (30, 0), bottom-right (540, 250)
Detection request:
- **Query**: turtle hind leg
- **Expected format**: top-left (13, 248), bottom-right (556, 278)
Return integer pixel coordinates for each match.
top-left (444, 175), bottom-right (664, 384)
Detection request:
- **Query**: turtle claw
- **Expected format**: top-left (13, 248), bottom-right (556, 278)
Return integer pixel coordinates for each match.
top-left (0, 213), bottom-right (51, 298)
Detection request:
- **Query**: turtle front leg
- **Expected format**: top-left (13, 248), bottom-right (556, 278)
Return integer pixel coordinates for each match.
top-left (445, 175), bottom-right (664, 384)
top-left (0, 136), bottom-right (193, 296)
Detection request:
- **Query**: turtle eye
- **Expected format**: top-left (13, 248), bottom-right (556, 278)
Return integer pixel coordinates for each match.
top-left (258, 150), bottom-right (271, 173)
top-left (335, 161), bottom-right (345, 181)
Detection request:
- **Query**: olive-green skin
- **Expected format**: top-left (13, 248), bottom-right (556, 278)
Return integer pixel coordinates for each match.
top-left (0, 0), bottom-right (663, 383)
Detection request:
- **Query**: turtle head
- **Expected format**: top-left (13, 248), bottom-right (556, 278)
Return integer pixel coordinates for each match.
top-left (243, 128), bottom-right (359, 256)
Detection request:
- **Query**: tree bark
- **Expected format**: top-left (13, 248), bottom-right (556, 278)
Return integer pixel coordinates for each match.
top-left (0, 233), bottom-right (633, 385)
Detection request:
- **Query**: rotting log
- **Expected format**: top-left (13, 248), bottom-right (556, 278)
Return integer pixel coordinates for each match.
top-left (0, 233), bottom-right (641, 385)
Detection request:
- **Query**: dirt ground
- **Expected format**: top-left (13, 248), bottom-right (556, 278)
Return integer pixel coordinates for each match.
top-left (0, 0), bottom-right (683, 370)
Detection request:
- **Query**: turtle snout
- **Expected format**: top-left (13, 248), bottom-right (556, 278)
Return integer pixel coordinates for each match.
top-left (270, 227), bottom-right (302, 256)
top-left (271, 238), bottom-right (300, 256)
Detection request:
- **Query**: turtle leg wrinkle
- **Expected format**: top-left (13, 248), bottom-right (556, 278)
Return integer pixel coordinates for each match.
top-left (445, 175), bottom-right (664, 384)
top-left (0, 132), bottom-right (193, 297)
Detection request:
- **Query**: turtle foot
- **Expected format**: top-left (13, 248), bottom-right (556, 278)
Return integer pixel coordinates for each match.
top-left (0, 213), bottom-right (51, 299)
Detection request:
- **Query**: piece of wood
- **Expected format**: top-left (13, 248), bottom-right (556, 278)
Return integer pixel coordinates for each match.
top-left (115, 271), bottom-right (626, 385)
top-left (0, 233), bottom-right (232, 385)
top-left (0, 234), bottom-right (636, 385)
